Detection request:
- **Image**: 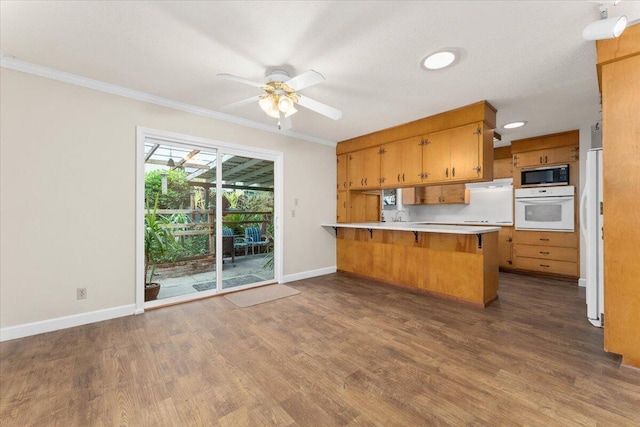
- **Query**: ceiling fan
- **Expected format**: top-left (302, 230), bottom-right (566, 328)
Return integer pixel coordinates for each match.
top-left (218, 69), bottom-right (342, 130)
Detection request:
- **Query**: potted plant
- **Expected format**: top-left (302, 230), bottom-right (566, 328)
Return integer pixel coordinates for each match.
top-left (144, 195), bottom-right (180, 301)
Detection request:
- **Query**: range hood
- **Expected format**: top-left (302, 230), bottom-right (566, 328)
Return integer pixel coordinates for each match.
top-left (465, 178), bottom-right (513, 189)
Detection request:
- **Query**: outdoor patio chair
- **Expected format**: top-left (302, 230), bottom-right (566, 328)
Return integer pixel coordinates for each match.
top-left (244, 226), bottom-right (270, 255)
top-left (223, 227), bottom-right (249, 257)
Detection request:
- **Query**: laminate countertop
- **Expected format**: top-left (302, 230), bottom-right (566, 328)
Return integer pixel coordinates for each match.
top-left (322, 222), bottom-right (500, 235)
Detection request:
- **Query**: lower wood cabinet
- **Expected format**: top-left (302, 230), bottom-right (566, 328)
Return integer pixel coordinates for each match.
top-left (513, 230), bottom-right (578, 278)
top-left (498, 226), bottom-right (513, 269)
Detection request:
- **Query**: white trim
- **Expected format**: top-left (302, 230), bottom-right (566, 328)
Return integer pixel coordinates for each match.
top-left (0, 57), bottom-right (336, 147)
top-left (0, 304), bottom-right (136, 342)
top-left (578, 278), bottom-right (587, 288)
top-left (282, 266), bottom-right (337, 283)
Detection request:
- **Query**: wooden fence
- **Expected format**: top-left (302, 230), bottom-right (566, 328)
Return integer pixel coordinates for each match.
top-left (155, 209), bottom-right (272, 257)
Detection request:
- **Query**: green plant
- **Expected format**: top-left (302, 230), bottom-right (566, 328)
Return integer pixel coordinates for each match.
top-left (144, 169), bottom-right (190, 209)
top-left (145, 196), bottom-right (182, 286)
top-left (223, 190), bottom-right (242, 209)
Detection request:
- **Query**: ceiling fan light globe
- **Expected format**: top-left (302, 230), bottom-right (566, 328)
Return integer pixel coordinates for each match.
top-left (278, 96), bottom-right (294, 113)
top-left (284, 106), bottom-right (298, 118)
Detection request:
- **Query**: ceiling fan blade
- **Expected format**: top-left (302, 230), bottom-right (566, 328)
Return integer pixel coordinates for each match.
top-left (285, 70), bottom-right (326, 91)
top-left (278, 111), bottom-right (292, 131)
top-left (219, 95), bottom-right (261, 111)
top-left (217, 73), bottom-right (266, 89)
top-left (296, 95), bottom-right (342, 120)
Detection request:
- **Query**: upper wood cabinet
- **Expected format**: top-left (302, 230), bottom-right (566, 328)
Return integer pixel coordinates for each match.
top-left (403, 183), bottom-right (469, 205)
top-left (380, 136), bottom-right (424, 187)
top-left (493, 146), bottom-right (512, 179)
top-left (337, 153), bottom-right (348, 191)
top-left (348, 146), bottom-right (381, 189)
top-left (422, 122), bottom-right (489, 183)
top-left (513, 145), bottom-right (578, 168)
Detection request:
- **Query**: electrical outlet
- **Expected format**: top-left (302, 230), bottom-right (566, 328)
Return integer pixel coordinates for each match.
top-left (294, 198), bottom-right (299, 206)
top-left (77, 288), bottom-right (87, 300)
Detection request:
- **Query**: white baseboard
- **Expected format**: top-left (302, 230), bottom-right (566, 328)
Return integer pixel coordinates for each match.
top-left (282, 266), bottom-right (337, 283)
top-left (578, 278), bottom-right (587, 288)
top-left (0, 304), bottom-right (136, 342)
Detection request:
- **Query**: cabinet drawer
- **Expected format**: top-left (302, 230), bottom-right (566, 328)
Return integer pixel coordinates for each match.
top-left (514, 231), bottom-right (578, 248)
top-left (515, 257), bottom-right (578, 277)
top-left (515, 244), bottom-right (577, 262)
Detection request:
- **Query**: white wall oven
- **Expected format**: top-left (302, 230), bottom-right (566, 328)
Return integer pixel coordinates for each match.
top-left (515, 186), bottom-right (575, 232)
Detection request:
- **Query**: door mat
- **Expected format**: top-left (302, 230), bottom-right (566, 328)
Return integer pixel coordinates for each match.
top-left (224, 284), bottom-right (300, 308)
top-left (193, 274), bottom-right (265, 292)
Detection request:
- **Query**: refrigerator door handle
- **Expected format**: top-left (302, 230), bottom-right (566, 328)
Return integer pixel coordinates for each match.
top-left (580, 184), bottom-right (589, 239)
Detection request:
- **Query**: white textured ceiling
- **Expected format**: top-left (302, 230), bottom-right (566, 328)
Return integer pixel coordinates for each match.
top-left (2, 1), bottom-right (640, 146)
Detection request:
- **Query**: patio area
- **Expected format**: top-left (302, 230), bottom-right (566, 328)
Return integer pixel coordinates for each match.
top-left (156, 252), bottom-right (275, 299)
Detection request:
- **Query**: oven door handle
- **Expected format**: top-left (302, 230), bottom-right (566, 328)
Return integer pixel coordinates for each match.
top-left (515, 197), bottom-right (574, 204)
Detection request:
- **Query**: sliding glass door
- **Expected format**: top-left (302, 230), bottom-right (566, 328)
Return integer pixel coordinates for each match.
top-left (138, 129), bottom-right (280, 309)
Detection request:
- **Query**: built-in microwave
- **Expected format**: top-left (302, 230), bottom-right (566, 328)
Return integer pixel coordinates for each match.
top-left (521, 165), bottom-right (569, 187)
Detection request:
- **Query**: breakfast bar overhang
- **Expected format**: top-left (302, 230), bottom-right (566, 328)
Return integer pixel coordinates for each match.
top-left (323, 222), bottom-right (500, 307)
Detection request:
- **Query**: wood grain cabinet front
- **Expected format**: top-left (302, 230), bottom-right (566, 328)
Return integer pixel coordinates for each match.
top-left (404, 184), bottom-right (469, 205)
top-left (422, 122), bottom-right (491, 183)
top-left (337, 153), bottom-right (348, 190)
top-left (336, 191), bottom-right (348, 223)
top-left (513, 145), bottom-right (578, 168)
top-left (380, 136), bottom-right (424, 187)
top-left (498, 226), bottom-right (514, 269)
top-left (513, 230), bottom-right (578, 278)
top-left (348, 146), bottom-right (381, 189)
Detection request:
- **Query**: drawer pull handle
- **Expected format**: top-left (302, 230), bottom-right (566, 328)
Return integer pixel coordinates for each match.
top-left (539, 238), bottom-right (550, 241)
top-left (540, 264), bottom-right (550, 268)
top-left (539, 251), bottom-right (550, 255)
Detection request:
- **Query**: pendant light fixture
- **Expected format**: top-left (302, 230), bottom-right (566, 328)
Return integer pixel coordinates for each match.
top-left (167, 147), bottom-right (175, 168)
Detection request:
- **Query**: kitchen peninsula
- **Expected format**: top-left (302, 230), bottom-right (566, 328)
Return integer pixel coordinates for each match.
top-left (323, 222), bottom-right (500, 307)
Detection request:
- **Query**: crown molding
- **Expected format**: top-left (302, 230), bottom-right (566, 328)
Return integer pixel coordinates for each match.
top-left (0, 57), bottom-right (337, 147)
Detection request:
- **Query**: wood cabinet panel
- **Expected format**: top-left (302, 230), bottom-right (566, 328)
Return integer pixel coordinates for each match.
top-left (409, 184), bottom-right (468, 205)
top-left (336, 191), bottom-right (348, 223)
top-left (337, 153), bottom-right (348, 190)
top-left (513, 145), bottom-right (578, 168)
top-left (514, 230), bottom-right (578, 248)
top-left (599, 29), bottom-right (640, 367)
top-left (450, 123), bottom-right (482, 180)
top-left (514, 257), bottom-right (578, 277)
top-left (349, 147), bottom-right (381, 189)
top-left (498, 226), bottom-right (514, 268)
top-left (422, 131), bottom-right (450, 182)
top-left (515, 244), bottom-right (578, 263)
top-left (493, 158), bottom-right (513, 179)
top-left (380, 142), bottom-right (402, 187)
top-left (350, 191), bottom-right (380, 222)
top-left (399, 136), bottom-right (424, 185)
top-left (380, 136), bottom-right (424, 187)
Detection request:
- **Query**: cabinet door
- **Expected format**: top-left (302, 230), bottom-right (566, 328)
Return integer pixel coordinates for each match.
top-left (350, 146), bottom-right (383, 189)
top-left (336, 191), bottom-right (348, 223)
top-left (440, 184), bottom-right (467, 204)
top-left (337, 154), bottom-right (348, 190)
top-left (400, 136), bottom-right (424, 185)
top-left (493, 158), bottom-right (513, 179)
top-left (449, 123), bottom-right (482, 180)
top-left (348, 150), bottom-right (366, 189)
top-left (362, 146), bottom-right (382, 188)
top-left (498, 226), bottom-right (514, 268)
top-left (380, 142), bottom-right (403, 187)
top-left (422, 131), bottom-right (451, 182)
top-left (513, 150), bottom-right (544, 168)
top-left (420, 186), bottom-right (443, 204)
top-left (545, 145), bottom-right (578, 165)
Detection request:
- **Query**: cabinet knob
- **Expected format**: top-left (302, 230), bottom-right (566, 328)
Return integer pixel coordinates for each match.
top-left (397, 174), bottom-right (401, 182)
top-left (445, 168), bottom-right (449, 178)
top-left (402, 173), bottom-right (405, 182)
top-left (452, 167), bottom-right (456, 177)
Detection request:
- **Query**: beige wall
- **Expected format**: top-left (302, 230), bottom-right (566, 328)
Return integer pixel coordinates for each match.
top-left (0, 68), bottom-right (337, 329)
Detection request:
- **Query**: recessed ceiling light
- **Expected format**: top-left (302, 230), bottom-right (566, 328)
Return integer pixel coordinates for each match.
top-left (503, 121), bottom-right (527, 129)
top-left (421, 49), bottom-right (458, 70)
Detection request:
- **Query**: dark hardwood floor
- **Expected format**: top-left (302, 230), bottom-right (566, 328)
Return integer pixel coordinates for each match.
top-left (1, 272), bottom-right (639, 426)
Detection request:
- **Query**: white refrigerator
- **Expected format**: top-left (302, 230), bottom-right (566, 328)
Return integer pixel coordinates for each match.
top-left (580, 148), bottom-right (604, 327)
